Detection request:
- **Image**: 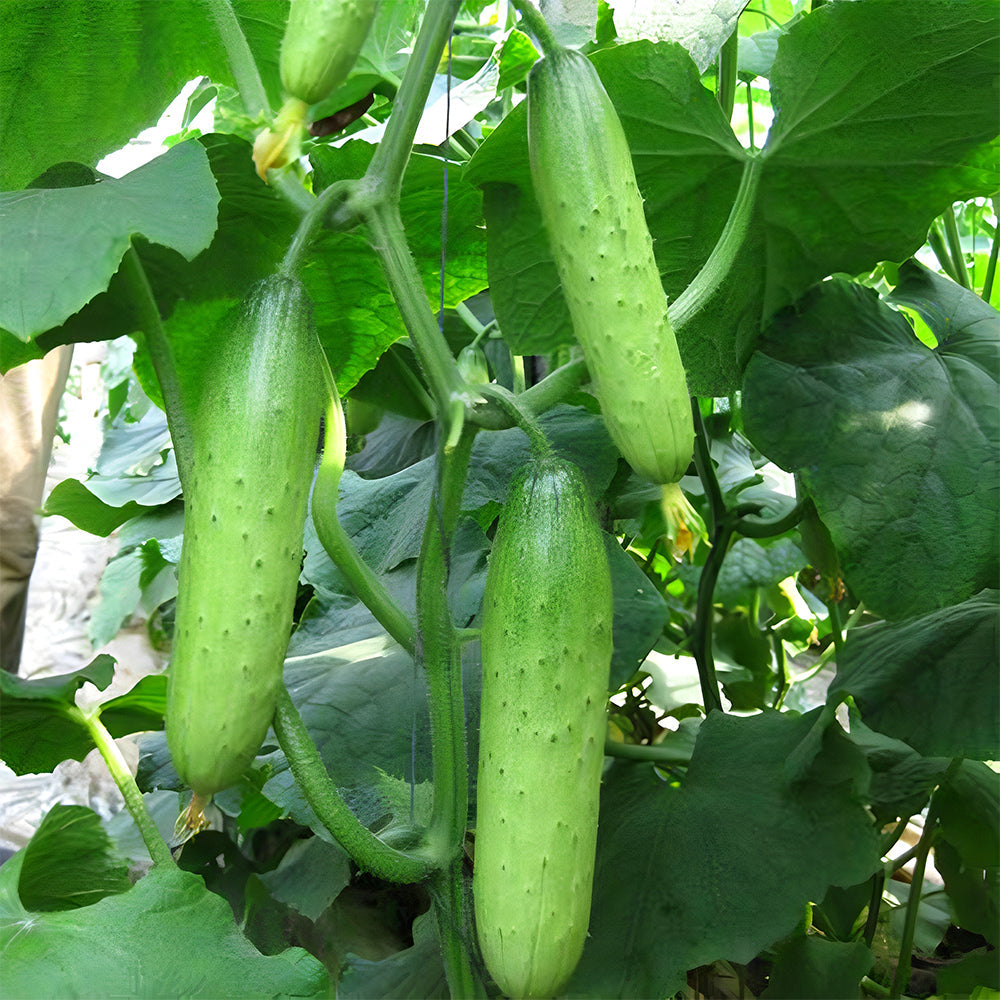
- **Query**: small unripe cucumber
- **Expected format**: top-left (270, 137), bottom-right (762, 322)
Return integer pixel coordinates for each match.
top-left (166, 276), bottom-right (324, 799)
top-left (474, 455), bottom-right (613, 999)
top-left (280, 0), bottom-right (378, 106)
top-left (527, 46), bottom-right (694, 484)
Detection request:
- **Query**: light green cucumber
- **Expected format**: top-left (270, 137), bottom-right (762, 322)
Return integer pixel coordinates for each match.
top-left (527, 45), bottom-right (694, 485)
top-left (280, 0), bottom-right (378, 106)
top-left (474, 454), bottom-right (613, 999)
top-left (166, 275), bottom-right (324, 802)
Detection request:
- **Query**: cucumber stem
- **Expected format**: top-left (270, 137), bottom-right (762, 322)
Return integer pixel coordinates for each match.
top-left (510, 0), bottom-right (560, 57)
top-left (363, 0), bottom-right (463, 202)
top-left (202, 0), bottom-right (270, 118)
top-left (364, 200), bottom-right (467, 418)
top-left (280, 180), bottom-right (354, 277)
top-left (272, 685), bottom-right (438, 882)
top-left (312, 355), bottom-right (418, 653)
top-left (119, 246), bottom-right (195, 490)
top-left (890, 759), bottom-right (963, 999)
top-left (470, 357), bottom-right (589, 432)
top-left (476, 384), bottom-right (550, 458)
top-left (418, 425), bottom-right (479, 993)
top-left (669, 155), bottom-right (762, 332)
top-left (78, 706), bottom-right (175, 868)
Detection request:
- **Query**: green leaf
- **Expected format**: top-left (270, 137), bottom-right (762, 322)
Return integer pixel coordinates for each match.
top-left (0, 0), bottom-right (287, 191)
top-left (0, 659), bottom-right (165, 776)
top-left (0, 863), bottom-right (331, 998)
top-left (337, 910), bottom-right (447, 999)
top-left (257, 836), bottom-right (351, 923)
top-left (605, 538), bottom-right (668, 689)
top-left (18, 805), bottom-right (130, 912)
top-left (743, 279), bottom-right (999, 621)
top-left (829, 590), bottom-right (999, 759)
top-left (844, 708), bottom-right (952, 824)
top-left (714, 537), bottom-right (806, 609)
top-left (0, 141), bottom-right (219, 340)
top-left (759, 1), bottom-right (999, 318)
top-left (570, 709), bottom-right (881, 997)
top-left (936, 762), bottom-right (1000, 876)
top-left (760, 935), bottom-right (873, 999)
top-left (42, 479), bottom-right (146, 537)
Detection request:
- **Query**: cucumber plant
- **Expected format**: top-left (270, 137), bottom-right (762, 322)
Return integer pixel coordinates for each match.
top-left (2, 1), bottom-right (997, 998)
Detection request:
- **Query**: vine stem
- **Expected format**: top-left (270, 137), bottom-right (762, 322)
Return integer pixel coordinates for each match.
top-left (418, 424), bottom-right (481, 996)
top-left (669, 155), bottom-right (762, 332)
top-left (890, 759), bottom-right (963, 998)
top-left (202, 0), bottom-right (270, 118)
top-left (272, 686), bottom-right (438, 882)
top-left (78, 707), bottom-right (174, 868)
top-left (119, 246), bottom-right (195, 488)
top-left (476, 384), bottom-right (550, 457)
top-left (509, 0), bottom-right (560, 56)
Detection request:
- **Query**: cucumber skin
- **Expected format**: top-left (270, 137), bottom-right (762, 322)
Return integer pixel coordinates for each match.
top-left (280, 0), bottom-right (378, 106)
top-left (166, 276), bottom-right (324, 798)
top-left (527, 47), bottom-right (694, 485)
top-left (474, 455), bottom-right (613, 1000)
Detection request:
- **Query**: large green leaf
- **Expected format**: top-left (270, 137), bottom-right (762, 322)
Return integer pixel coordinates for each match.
top-left (760, 935), bottom-right (873, 999)
top-left (569, 709), bottom-right (881, 997)
top-left (742, 278), bottom-right (998, 620)
top-left (465, 2), bottom-right (999, 395)
top-left (830, 590), bottom-right (998, 760)
top-left (0, 0), bottom-right (287, 191)
top-left (17, 805), bottom-right (131, 912)
top-left (0, 142), bottom-right (218, 342)
top-left (0, 658), bottom-right (165, 776)
top-left (0, 859), bottom-right (330, 998)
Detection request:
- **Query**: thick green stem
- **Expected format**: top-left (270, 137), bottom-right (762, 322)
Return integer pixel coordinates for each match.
top-left (431, 859), bottom-right (486, 999)
top-left (982, 197), bottom-right (998, 302)
top-left (202, 0), bottom-right (270, 118)
top-left (510, 0), bottom-right (560, 56)
top-left (364, 200), bottom-right (466, 416)
top-left (890, 759), bottom-right (963, 998)
top-left (419, 427), bottom-right (475, 859)
top-left (716, 27), bottom-right (739, 122)
top-left (475, 384), bottom-right (550, 457)
top-left (418, 426), bottom-right (479, 993)
top-left (119, 247), bottom-right (195, 488)
top-left (470, 357), bottom-right (589, 431)
top-left (362, 0), bottom-right (463, 202)
top-left (79, 707), bottom-right (174, 868)
top-left (604, 740), bottom-right (692, 765)
top-left (312, 500), bottom-right (417, 654)
top-left (942, 208), bottom-right (971, 289)
top-left (272, 686), bottom-right (437, 882)
top-left (280, 181), bottom-right (354, 277)
top-left (669, 155), bottom-right (761, 332)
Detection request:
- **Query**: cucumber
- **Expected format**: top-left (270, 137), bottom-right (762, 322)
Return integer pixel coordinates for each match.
top-left (280, 0), bottom-right (378, 107)
top-left (527, 46), bottom-right (694, 485)
top-left (474, 454), bottom-right (613, 999)
top-left (166, 275), bottom-right (324, 801)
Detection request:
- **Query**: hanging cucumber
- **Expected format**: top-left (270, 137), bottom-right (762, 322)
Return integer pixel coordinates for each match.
top-left (474, 454), bottom-right (613, 999)
top-left (280, 0), bottom-right (379, 106)
top-left (166, 275), bottom-right (324, 819)
top-left (527, 44), bottom-right (694, 486)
